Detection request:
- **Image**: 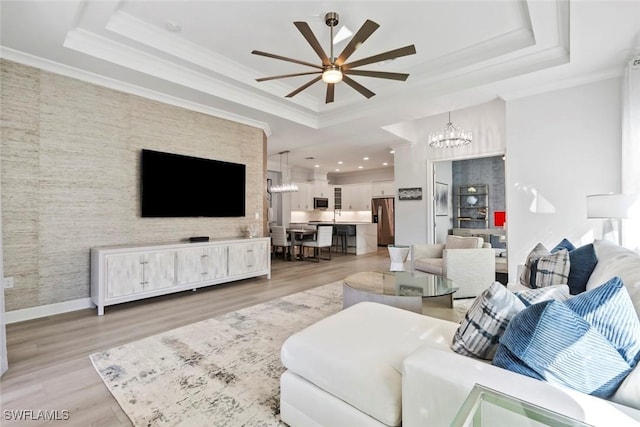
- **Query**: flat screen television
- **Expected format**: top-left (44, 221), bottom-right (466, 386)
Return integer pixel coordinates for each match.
top-left (141, 149), bottom-right (246, 217)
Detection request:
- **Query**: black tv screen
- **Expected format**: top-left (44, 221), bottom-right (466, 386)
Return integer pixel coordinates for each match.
top-left (141, 149), bottom-right (246, 217)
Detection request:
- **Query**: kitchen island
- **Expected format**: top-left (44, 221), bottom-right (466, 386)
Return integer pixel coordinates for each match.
top-left (305, 222), bottom-right (378, 255)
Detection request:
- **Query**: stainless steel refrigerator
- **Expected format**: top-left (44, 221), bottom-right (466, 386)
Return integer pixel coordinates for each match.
top-left (371, 197), bottom-right (395, 246)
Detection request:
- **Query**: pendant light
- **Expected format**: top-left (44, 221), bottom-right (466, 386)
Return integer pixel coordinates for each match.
top-left (271, 151), bottom-right (298, 193)
top-left (428, 112), bottom-right (472, 148)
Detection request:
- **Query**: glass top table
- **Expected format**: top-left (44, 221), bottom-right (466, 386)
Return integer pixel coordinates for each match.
top-left (452, 384), bottom-right (592, 427)
top-left (343, 270), bottom-right (458, 318)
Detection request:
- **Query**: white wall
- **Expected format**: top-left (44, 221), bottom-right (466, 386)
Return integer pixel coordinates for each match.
top-left (505, 78), bottom-right (622, 279)
top-left (395, 80), bottom-right (623, 282)
top-left (1, 60), bottom-right (266, 312)
top-left (434, 161), bottom-right (453, 244)
top-left (395, 99), bottom-right (506, 245)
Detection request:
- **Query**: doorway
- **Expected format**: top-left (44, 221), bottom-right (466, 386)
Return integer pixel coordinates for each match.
top-left (432, 155), bottom-right (507, 281)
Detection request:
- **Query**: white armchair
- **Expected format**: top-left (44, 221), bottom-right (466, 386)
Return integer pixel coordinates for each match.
top-left (411, 235), bottom-right (495, 298)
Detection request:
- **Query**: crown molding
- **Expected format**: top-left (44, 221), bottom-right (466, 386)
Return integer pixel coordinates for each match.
top-left (63, 28), bottom-right (319, 128)
top-left (0, 46), bottom-right (274, 136)
top-left (105, 10), bottom-right (322, 113)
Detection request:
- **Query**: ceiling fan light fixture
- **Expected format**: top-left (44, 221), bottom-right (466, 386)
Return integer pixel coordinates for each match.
top-left (322, 66), bottom-right (343, 83)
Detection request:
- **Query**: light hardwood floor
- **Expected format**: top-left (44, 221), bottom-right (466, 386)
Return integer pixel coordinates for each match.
top-left (1, 248), bottom-right (392, 426)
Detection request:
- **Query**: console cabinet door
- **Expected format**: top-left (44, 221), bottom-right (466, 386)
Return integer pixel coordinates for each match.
top-left (205, 245), bottom-right (228, 279)
top-left (105, 253), bottom-right (144, 298)
top-left (176, 246), bottom-right (228, 285)
top-left (176, 248), bottom-right (207, 285)
top-left (105, 251), bottom-right (175, 298)
top-left (143, 251), bottom-right (175, 291)
top-left (228, 242), bottom-right (268, 276)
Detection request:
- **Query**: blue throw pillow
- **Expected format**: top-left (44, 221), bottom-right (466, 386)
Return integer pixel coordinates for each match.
top-left (564, 276), bottom-right (640, 367)
top-left (552, 238), bottom-right (576, 253)
top-left (493, 300), bottom-right (633, 398)
top-left (493, 277), bottom-right (640, 398)
top-left (566, 243), bottom-right (598, 295)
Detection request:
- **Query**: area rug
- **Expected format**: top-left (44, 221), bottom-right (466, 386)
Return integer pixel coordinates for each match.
top-left (90, 281), bottom-right (471, 427)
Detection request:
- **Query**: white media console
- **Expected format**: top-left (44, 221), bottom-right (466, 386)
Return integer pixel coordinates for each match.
top-left (90, 237), bottom-right (271, 315)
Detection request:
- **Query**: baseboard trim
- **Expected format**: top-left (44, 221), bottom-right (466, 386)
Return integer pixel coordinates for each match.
top-left (6, 298), bottom-right (93, 324)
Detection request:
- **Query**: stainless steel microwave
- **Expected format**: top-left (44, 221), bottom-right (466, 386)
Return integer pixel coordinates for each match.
top-left (314, 197), bottom-right (329, 209)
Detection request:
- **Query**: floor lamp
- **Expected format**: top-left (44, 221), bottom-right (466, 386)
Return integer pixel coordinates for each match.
top-left (586, 193), bottom-right (637, 245)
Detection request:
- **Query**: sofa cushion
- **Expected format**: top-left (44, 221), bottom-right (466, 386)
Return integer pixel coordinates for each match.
top-left (612, 363), bottom-right (640, 410)
top-left (446, 235), bottom-right (483, 249)
top-left (530, 249), bottom-right (570, 288)
top-left (413, 257), bottom-right (443, 275)
top-left (587, 240), bottom-right (640, 317)
top-left (493, 277), bottom-right (640, 398)
top-left (519, 243), bottom-right (550, 287)
top-left (281, 302), bottom-right (459, 427)
top-left (451, 282), bottom-right (525, 360)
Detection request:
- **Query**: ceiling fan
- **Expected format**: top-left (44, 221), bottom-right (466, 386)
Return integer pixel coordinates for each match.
top-left (252, 12), bottom-right (416, 104)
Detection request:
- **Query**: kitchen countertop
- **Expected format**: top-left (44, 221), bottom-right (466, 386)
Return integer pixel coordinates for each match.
top-left (306, 222), bottom-right (374, 225)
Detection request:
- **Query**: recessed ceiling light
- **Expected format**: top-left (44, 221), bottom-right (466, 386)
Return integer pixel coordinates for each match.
top-left (363, 157), bottom-right (369, 161)
top-left (314, 164), bottom-right (320, 168)
top-left (358, 166), bottom-right (363, 169)
top-left (383, 162), bottom-right (389, 166)
top-left (389, 149), bottom-right (395, 154)
top-left (335, 169), bottom-right (340, 172)
top-left (338, 161), bottom-right (343, 165)
top-left (166, 21), bottom-right (181, 32)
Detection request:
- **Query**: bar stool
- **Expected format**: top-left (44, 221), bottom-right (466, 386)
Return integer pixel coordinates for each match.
top-left (334, 225), bottom-right (348, 253)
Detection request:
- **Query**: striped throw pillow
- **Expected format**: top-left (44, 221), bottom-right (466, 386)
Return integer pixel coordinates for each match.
top-left (493, 277), bottom-right (640, 398)
top-left (451, 282), bottom-right (525, 360)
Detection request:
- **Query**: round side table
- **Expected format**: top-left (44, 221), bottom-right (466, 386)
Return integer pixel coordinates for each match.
top-left (387, 245), bottom-right (410, 271)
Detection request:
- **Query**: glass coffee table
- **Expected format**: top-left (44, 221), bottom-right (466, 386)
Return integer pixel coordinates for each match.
top-left (343, 270), bottom-right (458, 319)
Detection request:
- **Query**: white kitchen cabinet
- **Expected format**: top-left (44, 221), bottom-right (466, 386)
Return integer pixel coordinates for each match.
top-left (313, 180), bottom-right (331, 198)
top-left (91, 238), bottom-right (270, 315)
top-left (372, 181), bottom-right (395, 197)
top-left (342, 183), bottom-right (372, 210)
top-left (291, 182), bottom-right (312, 210)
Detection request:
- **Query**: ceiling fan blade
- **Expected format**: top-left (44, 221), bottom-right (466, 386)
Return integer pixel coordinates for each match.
top-left (251, 50), bottom-right (323, 70)
top-left (345, 70), bottom-right (409, 81)
top-left (342, 75), bottom-right (375, 99)
top-left (326, 83), bottom-right (335, 103)
top-left (285, 76), bottom-right (323, 98)
top-left (294, 22), bottom-right (330, 66)
top-left (335, 20), bottom-right (379, 66)
top-left (256, 71), bottom-right (321, 82)
top-left (342, 45), bottom-right (416, 70)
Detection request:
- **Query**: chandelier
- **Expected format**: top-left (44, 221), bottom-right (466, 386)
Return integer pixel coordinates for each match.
top-left (271, 151), bottom-right (298, 193)
top-left (428, 112), bottom-right (472, 148)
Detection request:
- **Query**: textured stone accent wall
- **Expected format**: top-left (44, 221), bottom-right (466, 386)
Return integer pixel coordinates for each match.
top-left (0, 59), bottom-right (265, 311)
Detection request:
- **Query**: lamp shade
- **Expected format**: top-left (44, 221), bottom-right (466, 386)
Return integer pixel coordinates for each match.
top-left (586, 194), bottom-right (638, 219)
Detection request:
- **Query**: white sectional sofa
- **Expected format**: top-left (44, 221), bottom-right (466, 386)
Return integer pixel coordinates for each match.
top-left (279, 240), bottom-right (640, 426)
